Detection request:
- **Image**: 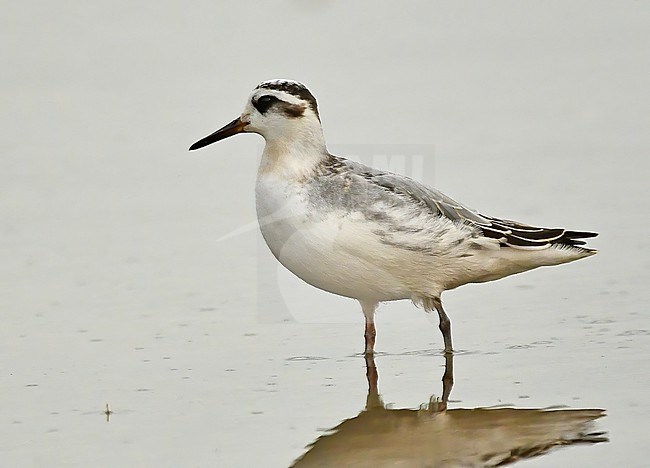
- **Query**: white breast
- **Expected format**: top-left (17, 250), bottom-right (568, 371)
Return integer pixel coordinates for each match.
top-left (255, 174), bottom-right (413, 302)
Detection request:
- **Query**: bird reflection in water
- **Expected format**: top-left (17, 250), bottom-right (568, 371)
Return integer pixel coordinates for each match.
top-left (292, 354), bottom-right (607, 467)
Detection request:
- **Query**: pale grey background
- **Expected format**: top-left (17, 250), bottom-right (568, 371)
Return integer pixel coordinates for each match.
top-left (2, 1), bottom-right (649, 467)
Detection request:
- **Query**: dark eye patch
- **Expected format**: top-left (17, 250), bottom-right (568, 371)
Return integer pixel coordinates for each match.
top-left (253, 94), bottom-right (279, 114)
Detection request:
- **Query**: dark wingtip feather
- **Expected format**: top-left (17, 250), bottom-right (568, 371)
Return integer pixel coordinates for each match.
top-left (476, 217), bottom-right (599, 250)
top-left (563, 230), bottom-right (599, 239)
top-left (557, 230), bottom-right (599, 248)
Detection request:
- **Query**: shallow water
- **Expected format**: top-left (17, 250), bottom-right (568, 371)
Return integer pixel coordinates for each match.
top-left (2, 2), bottom-right (649, 467)
top-left (291, 355), bottom-right (607, 467)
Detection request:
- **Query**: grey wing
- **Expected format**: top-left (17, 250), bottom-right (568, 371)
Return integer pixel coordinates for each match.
top-left (369, 172), bottom-right (598, 250)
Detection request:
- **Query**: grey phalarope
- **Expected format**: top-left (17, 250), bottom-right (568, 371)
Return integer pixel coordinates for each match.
top-left (189, 79), bottom-right (597, 355)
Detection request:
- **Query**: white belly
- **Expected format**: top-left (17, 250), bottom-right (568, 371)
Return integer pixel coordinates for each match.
top-left (255, 175), bottom-right (412, 302)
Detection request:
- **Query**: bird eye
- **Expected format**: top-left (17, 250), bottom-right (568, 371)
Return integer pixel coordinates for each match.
top-left (253, 95), bottom-right (278, 114)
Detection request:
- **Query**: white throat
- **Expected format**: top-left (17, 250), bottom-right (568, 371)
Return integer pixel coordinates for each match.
top-left (258, 121), bottom-right (328, 180)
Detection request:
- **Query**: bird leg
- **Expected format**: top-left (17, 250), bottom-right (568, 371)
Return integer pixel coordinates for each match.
top-left (364, 320), bottom-right (376, 355)
top-left (360, 301), bottom-right (378, 355)
top-left (432, 297), bottom-right (453, 354)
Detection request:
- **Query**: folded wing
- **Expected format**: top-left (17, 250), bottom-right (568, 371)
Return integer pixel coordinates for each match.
top-left (367, 171), bottom-right (598, 251)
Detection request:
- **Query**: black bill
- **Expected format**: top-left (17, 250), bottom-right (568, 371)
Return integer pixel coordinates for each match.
top-left (189, 117), bottom-right (248, 151)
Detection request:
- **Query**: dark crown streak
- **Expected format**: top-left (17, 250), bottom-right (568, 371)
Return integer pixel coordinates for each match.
top-left (255, 81), bottom-right (320, 120)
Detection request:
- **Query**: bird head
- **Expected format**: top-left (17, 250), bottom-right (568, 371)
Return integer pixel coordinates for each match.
top-left (189, 79), bottom-right (322, 151)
